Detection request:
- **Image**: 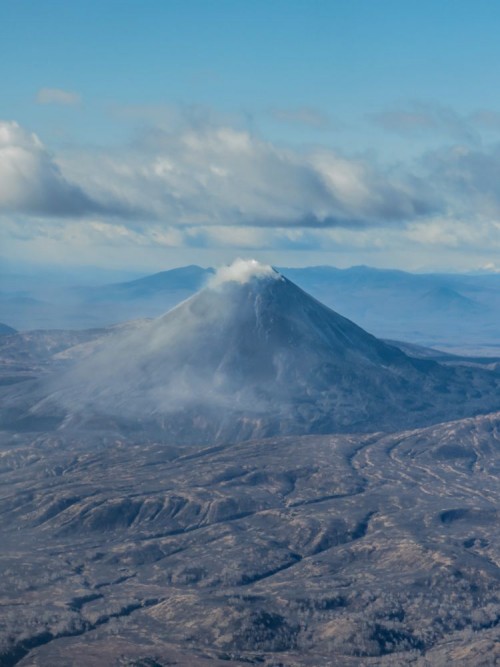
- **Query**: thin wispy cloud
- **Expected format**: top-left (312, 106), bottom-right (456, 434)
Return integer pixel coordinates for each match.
top-left (424, 143), bottom-right (500, 219)
top-left (270, 106), bottom-right (332, 130)
top-left (469, 109), bottom-right (500, 131)
top-left (36, 87), bottom-right (82, 106)
top-left (370, 103), bottom-right (480, 145)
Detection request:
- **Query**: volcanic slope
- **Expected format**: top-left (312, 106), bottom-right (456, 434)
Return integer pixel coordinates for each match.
top-left (15, 261), bottom-right (500, 443)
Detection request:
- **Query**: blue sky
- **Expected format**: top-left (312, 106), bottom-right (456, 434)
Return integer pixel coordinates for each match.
top-left (2, 0), bottom-right (500, 272)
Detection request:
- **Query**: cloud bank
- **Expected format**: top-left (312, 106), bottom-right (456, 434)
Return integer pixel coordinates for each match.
top-left (2, 112), bottom-right (500, 270)
top-left (56, 123), bottom-right (437, 230)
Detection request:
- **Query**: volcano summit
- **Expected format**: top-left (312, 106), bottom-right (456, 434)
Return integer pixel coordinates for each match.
top-left (16, 259), bottom-right (500, 443)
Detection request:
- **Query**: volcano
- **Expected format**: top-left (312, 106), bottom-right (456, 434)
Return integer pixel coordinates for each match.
top-left (24, 259), bottom-right (500, 443)
top-left (3, 261), bottom-right (500, 666)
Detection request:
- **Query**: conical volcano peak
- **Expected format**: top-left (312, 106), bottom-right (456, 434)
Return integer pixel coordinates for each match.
top-left (208, 258), bottom-right (281, 289)
top-left (37, 257), bottom-right (500, 445)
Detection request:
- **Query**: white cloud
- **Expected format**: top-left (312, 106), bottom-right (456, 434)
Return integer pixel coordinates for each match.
top-left (0, 121), bottom-right (145, 218)
top-left (0, 121), bottom-right (96, 216)
top-left (480, 262), bottom-right (500, 273)
top-left (56, 123), bottom-right (436, 231)
top-left (36, 87), bottom-right (82, 106)
top-left (406, 216), bottom-right (500, 250)
top-left (4, 111), bottom-right (500, 271)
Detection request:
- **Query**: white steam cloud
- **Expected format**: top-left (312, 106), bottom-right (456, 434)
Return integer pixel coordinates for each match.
top-left (208, 258), bottom-right (279, 288)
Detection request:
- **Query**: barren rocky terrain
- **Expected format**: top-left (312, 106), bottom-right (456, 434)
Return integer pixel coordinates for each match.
top-left (1, 415), bottom-right (499, 665)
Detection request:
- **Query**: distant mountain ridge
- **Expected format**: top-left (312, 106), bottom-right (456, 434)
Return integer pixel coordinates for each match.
top-left (76, 264), bottom-right (215, 301)
top-left (1, 263), bottom-right (500, 351)
top-left (0, 323), bottom-right (16, 336)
